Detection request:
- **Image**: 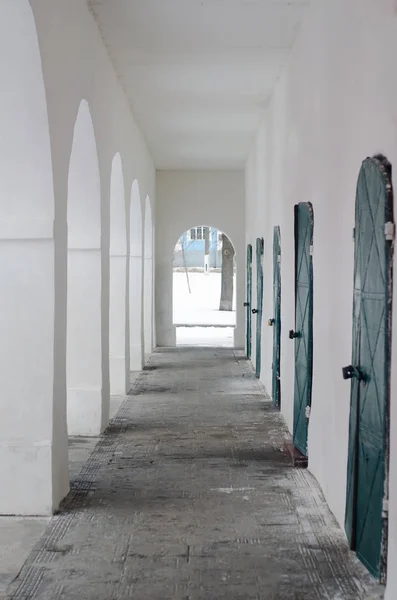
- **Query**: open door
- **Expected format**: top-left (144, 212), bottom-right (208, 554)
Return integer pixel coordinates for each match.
top-left (245, 244), bottom-right (253, 359)
top-left (269, 226), bottom-right (281, 407)
top-left (343, 156), bottom-right (394, 582)
top-left (290, 203), bottom-right (314, 457)
top-left (253, 237), bottom-right (264, 378)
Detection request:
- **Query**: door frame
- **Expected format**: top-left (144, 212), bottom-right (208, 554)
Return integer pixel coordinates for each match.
top-left (245, 244), bottom-right (253, 359)
top-left (271, 226), bottom-right (281, 407)
top-left (344, 155), bottom-right (394, 583)
top-left (292, 202), bottom-right (314, 457)
top-left (255, 237), bottom-right (264, 379)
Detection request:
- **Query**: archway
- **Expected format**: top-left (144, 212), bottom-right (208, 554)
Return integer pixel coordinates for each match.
top-left (129, 180), bottom-right (143, 372)
top-left (0, 0), bottom-right (69, 514)
top-left (109, 154), bottom-right (128, 395)
top-left (144, 196), bottom-right (153, 359)
top-left (67, 100), bottom-right (104, 436)
top-left (173, 226), bottom-right (236, 347)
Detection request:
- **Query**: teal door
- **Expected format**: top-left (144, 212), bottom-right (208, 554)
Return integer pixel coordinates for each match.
top-left (344, 156), bottom-right (394, 582)
top-left (245, 244), bottom-right (253, 359)
top-left (254, 237), bottom-right (264, 378)
top-left (290, 203), bottom-right (314, 456)
top-left (270, 226), bottom-right (281, 407)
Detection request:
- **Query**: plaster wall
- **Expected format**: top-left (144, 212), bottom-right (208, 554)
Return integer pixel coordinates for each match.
top-left (109, 153), bottom-right (128, 396)
top-left (156, 170), bottom-right (245, 348)
top-left (245, 0), bottom-right (397, 594)
top-left (0, 0), bottom-right (154, 514)
top-left (129, 180), bottom-right (144, 372)
top-left (144, 196), bottom-right (154, 359)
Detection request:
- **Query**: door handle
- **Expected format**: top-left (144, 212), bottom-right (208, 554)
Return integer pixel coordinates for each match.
top-left (289, 329), bottom-right (300, 339)
top-left (342, 365), bottom-right (365, 381)
top-left (252, 308), bottom-right (258, 314)
top-left (243, 302), bottom-right (250, 307)
top-left (268, 318), bottom-right (275, 327)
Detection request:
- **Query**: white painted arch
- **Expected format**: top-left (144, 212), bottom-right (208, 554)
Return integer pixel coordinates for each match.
top-left (67, 99), bottom-right (105, 436)
top-left (109, 153), bottom-right (128, 394)
top-left (0, 0), bottom-right (68, 515)
top-left (129, 179), bottom-right (144, 371)
top-left (144, 195), bottom-right (154, 358)
top-left (172, 225), bottom-right (237, 332)
top-left (155, 170), bottom-right (245, 349)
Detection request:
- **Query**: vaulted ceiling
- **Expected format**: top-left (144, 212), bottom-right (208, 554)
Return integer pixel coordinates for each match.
top-left (89, 0), bottom-right (309, 169)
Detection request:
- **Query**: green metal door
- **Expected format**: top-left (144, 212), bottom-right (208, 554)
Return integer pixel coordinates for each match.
top-left (255, 237), bottom-right (264, 378)
top-left (270, 226), bottom-right (281, 407)
top-left (245, 244), bottom-right (253, 359)
top-left (344, 156), bottom-right (394, 582)
top-left (291, 203), bottom-right (314, 456)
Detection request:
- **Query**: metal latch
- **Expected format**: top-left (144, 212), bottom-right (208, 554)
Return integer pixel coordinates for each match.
top-left (385, 222), bottom-right (395, 241)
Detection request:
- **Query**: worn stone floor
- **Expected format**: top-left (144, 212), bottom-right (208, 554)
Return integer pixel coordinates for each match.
top-left (4, 348), bottom-right (383, 599)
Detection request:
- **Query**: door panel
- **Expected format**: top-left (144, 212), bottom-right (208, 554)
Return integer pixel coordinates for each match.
top-left (272, 227), bottom-right (281, 407)
top-left (246, 244), bottom-right (253, 359)
top-left (292, 203), bottom-right (314, 456)
top-left (345, 156), bottom-right (394, 581)
top-left (255, 237), bottom-right (264, 378)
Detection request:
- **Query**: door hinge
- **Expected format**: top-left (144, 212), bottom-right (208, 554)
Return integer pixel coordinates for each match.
top-left (383, 499), bottom-right (389, 517)
top-left (385, 222), bottom-right (395, 241)
top-left (305, 405), bottom-right (311, 419)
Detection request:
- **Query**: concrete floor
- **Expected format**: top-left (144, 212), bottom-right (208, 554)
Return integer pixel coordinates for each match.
top-left (3, 348), bottom-right (383, 599)
top-left (0, 376), bottom-right (141, 596)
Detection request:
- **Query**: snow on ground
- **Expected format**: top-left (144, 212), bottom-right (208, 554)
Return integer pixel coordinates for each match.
top-left (176, 327), bottom-right (234, 347)
top-left (173, 272), bottom-right (236, 326)
top-left (173, 272), bottom-right (236, 347)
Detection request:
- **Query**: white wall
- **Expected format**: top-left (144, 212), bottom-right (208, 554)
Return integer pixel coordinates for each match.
top-left (129, 180), bottom-right (144, 371)
top-left (156, 170), bottom-right (245, 348)
top-left (0, 0), bottom-right (155, 515)
top-left (144, 196), bottom-right (154, 359)
top-left (109, 153), bottom-right (128, 396)
top-left (245, 0), bottom-right (397, 595)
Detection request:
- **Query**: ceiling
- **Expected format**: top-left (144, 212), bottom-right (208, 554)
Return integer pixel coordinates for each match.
top-left (89, 0), bottom-right (309, 169)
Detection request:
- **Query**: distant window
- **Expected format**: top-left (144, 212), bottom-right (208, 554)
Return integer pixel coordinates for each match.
top-left (190, 227), bottom-right (205, 240)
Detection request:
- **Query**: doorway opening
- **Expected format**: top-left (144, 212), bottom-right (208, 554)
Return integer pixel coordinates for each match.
top-left (173, 226), bottom-right (236, 347)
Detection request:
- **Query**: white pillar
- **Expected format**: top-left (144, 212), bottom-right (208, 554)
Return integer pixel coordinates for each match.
top-left (144, 255), bottom-right (154, 357)
top-left (67, 247), bottom-right (105, 435)
top-left (110, 253), bottom-right (127, 394)
top-left (0, 229), bottom-right (69, 515)
top-left (156, 256), bottom-right (176, 347)
top-left (0, 0), bottom-right (69, 514)
top-left (130, 254), bottom-right (143, 370)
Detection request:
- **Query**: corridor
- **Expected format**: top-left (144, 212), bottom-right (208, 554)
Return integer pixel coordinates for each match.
top-left (5, 349), bottom-right (381, 600)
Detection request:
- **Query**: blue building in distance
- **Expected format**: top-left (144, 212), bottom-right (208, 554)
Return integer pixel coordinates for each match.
top-left (173, 226), bottom-right (222, 269)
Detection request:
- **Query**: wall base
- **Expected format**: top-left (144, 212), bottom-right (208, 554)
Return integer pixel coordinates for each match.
top-left (0, 443), bottom-right (69, 515)
top-left (67, 387), bottom-right (107, 436)
top-left (110, 355), bottom-right (127, 395)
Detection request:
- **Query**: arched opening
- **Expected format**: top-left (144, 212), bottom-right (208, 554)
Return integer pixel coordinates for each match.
top-left (109, 153), bottom-right (128, 397)
top-left (129, 180), bottom-right (143, 373)
top-left (67, 100), bottom-right (104, 436)
top-left (143, 195), bottom-right (153, 360)
top-left (173, 226), bottom-right (236, 347)
top-left (0, 0), bottom-right (68, 514)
